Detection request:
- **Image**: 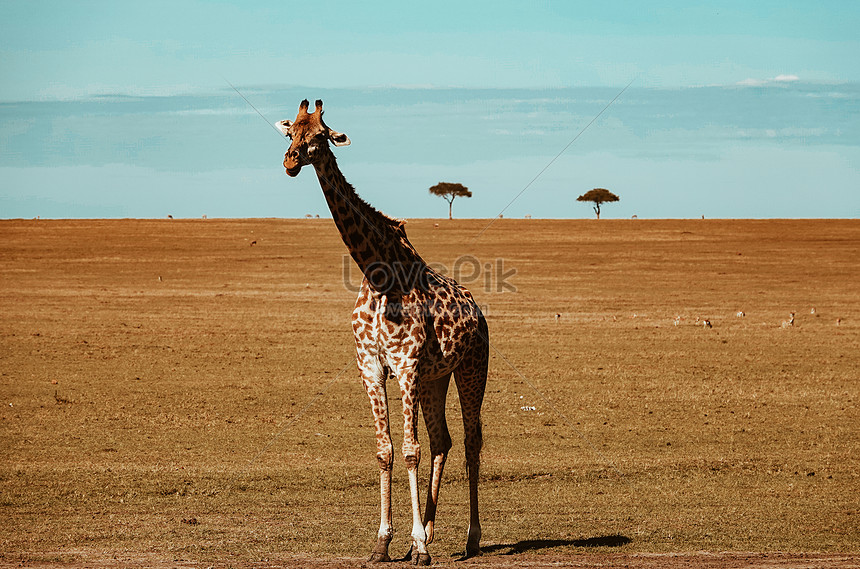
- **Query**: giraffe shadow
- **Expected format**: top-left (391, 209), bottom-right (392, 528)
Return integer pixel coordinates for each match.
top-left (457, 535), bottom-right (632, 558)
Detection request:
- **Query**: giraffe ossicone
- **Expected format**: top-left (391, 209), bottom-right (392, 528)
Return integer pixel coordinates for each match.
top-left (279, 99), bottom-right (489, 564)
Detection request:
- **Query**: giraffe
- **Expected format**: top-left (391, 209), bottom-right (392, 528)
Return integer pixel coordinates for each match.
top-left (277, 100), bottom-right (489, 565)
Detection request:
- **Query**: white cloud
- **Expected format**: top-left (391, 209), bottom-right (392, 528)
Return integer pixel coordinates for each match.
top-left (737, 74), bottom-right (801, 87)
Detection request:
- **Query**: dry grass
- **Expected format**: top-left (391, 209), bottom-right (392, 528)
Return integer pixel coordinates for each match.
top-left (1, 218), bottom-right (858, 566)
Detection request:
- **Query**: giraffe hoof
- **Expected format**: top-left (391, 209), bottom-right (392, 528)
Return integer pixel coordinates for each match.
top-left (465, 545), bottom-right (482, 559)
top-left (412, 552), bottom-right (431, 566)
top-left (368, 551), bottom-right (391, 563)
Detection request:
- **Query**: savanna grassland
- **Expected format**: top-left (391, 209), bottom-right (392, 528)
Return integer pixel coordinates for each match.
top-left (1, 218), bottom-right (858, 568)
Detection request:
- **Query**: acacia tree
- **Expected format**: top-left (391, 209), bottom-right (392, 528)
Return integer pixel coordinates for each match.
top-left (429, 182), bottom-right (472, 220)
top-left (577, 188), bottom-right (619, 219)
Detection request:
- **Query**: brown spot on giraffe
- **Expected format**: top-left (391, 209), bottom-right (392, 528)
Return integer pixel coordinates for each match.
top-left (278, 100), bottom-right (488, 564)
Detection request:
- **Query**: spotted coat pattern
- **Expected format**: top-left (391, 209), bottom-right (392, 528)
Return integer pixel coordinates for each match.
top-left (278, 100), bottom-right (488, 564)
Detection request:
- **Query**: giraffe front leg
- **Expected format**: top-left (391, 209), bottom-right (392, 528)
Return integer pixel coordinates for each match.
top-left (363, 375), bottom-right (394, 563)
top-left (400, 375), bottom-right (431, 566)
top-left (371, 462), bottom-right (393, 563)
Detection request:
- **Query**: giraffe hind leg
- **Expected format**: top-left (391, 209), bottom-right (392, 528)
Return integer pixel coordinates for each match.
top-left (454, 355), bottom-right (488, 558)
top-left (418, 374), bottom-right (453, 546)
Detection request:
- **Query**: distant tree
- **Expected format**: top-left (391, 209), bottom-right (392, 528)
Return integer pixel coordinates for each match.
top-left (429, 182), bottom-right (472, 220)
top-left (577, 188), bottom-right (619, 219)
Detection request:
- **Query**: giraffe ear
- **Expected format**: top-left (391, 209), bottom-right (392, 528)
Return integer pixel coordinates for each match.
top-left (276, 119), bottom-right (292, 136)
top-left (329, 130), bottom-right (351, 147)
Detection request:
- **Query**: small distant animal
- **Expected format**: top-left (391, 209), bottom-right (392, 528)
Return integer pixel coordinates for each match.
top-left (781, 312), bottom-right (796, 328)
top-left (434, 223), bottom-right (439, 228)
top-left (836, 318), bottom-right (841, 326)
top-left (703, 319), bottom-right (712, 329)
top-left (810, 307), bottom-right (816, 314)
top-left (202, 214), bottom-right (207, 219)
top-left (250, 240), bottom-right (257, 247)
top-left (555, 313), bottom-right (561, 322)
top-left (167, 214), bottom-right (173, 219)
top-left (673, 316), bottom-right (681, 326)
top-left (524, 214), bottom-right (532, 219)
top-left (736, 311), bottom-right (745, 318)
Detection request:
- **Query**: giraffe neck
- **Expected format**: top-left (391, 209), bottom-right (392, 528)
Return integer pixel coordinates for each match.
top-left (312, 148), bottom-right (425, 293)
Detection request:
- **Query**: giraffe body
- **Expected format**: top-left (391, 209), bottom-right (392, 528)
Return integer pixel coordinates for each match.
top-left (278, 100), bottom-right (488, 563)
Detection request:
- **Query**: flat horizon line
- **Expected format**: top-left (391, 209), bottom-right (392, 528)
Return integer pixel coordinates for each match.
top-left (3, 217), bottom-right (857, 222)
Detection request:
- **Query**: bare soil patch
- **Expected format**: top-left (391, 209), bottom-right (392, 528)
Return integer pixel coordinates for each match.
top-left (1, 218), bottom-right (858, 568)
top-left (4, 552), bottom-right (859, 568)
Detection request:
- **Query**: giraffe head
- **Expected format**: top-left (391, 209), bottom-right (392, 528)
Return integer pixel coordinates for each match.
top-left (277, 99), bottom-right (351, 177)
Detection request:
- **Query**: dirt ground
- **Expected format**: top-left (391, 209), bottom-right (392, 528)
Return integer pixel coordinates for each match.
top-left (1, 218), bottom-right (858, 568)
top-left (4, 551), bottom-right (859, 568)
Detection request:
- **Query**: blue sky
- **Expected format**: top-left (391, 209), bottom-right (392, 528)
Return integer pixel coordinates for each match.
top-left (2, 1), bottom-right (858, 98)
top-left (1, 1), bottom-right (858, 218)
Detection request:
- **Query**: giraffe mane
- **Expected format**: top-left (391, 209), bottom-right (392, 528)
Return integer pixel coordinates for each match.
top-left (349, 184), bottom-right (403, 232)
top-left (321, 148), bottom-right (403, 233)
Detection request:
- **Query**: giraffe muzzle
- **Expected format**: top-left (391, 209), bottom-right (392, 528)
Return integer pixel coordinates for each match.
top-left (284, 151), bottom-right (303, 177)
